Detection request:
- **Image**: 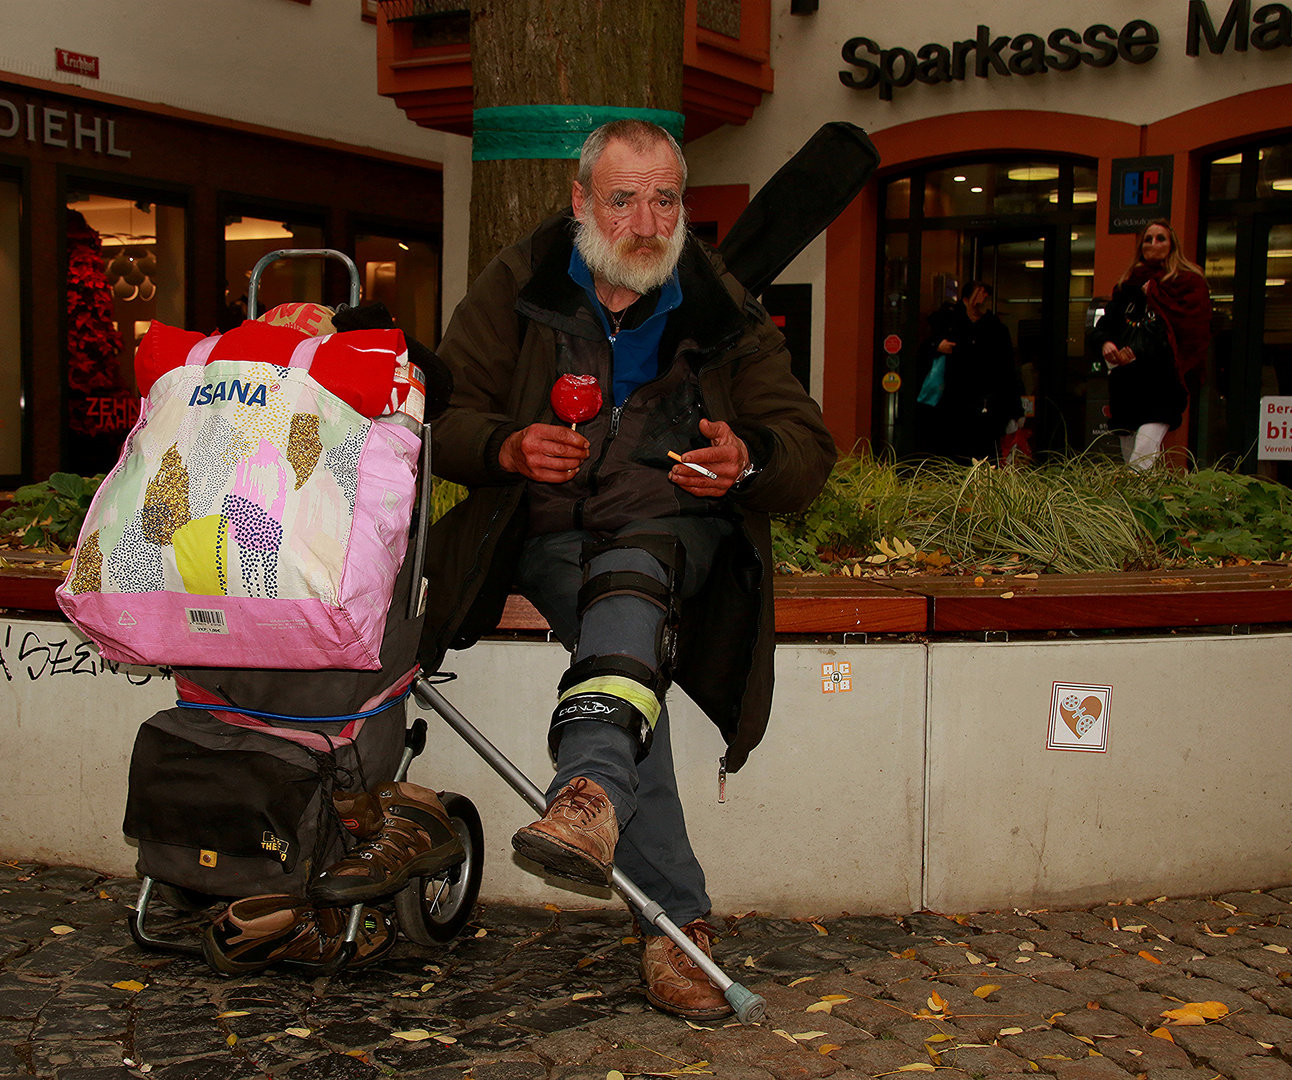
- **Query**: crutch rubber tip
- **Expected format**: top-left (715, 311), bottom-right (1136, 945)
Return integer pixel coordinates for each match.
top-left (724, 983), bottom-right (767, 1024)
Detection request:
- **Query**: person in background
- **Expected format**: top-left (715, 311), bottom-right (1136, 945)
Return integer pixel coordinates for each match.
top-left (916, 280), bottom-right (1023, 463)
top-left (1091, 219), bottom-right (1211, 470)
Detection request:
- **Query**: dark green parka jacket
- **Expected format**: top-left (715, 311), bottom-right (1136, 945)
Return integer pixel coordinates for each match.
top-left (421, 212), bottom-right (835, 771)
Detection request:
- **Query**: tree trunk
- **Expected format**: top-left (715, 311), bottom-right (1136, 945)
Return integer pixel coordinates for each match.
top-left (466, 0), bottom-right (685, 284)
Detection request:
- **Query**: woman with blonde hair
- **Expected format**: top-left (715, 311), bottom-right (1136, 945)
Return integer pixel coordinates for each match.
top-left (1091, 219), bottom-right (1211, 469)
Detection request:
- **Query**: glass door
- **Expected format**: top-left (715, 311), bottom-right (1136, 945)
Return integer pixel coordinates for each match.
top-left (0, 172), bottom-right (21, 481)
top-left (911, 226), bottom-right (1048, 461)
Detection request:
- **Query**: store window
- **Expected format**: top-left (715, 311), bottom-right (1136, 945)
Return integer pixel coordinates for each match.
top-left (64, 186), bottom-right (187, 475)
top-left (879, 157), bottom-right (1098, 460)
top-left (1201, 137), bottom-right (1292, 480)
top-left (0, 171), bottom-right (22, 480)
top-left (354, 230), bottom-right (441, 346)
top-left (223, 210), bottom-right (324, 328)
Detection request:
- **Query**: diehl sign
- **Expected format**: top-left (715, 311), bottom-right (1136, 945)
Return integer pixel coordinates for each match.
top-left (841, 0), bottom-right (1292, 101)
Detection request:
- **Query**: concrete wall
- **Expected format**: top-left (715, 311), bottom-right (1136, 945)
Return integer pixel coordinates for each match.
top-left (2, 616), bottom-right (1288, 916)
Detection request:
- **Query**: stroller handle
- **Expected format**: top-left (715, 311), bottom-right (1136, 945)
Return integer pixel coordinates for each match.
top-left (247, 248), bottom-right (362, 318)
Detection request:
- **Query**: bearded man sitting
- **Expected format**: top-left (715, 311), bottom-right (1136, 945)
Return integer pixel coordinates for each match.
top-left (421, 119), bottom-right (835, 1019)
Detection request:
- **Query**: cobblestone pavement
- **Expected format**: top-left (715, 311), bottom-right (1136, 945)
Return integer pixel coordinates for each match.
top-left (5, 862), bottom-right (1292, 1080)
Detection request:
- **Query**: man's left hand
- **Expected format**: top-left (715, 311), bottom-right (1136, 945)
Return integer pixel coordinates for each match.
top-left (668, 418), bottom-right (750, 497)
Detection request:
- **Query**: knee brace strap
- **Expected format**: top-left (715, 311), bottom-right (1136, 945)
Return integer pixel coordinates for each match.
top-left (582, 532), bottom-right (687, 580)
top-left (549, 653), bottom-right (661, 761)
top-left (576, 570), bottom-right (671, 619)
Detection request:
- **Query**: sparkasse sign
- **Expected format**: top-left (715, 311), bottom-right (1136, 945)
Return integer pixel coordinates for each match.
top-left (840, 0), bottom-right (1292, 101)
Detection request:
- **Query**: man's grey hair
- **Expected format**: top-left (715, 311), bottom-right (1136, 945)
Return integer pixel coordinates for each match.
top-left (576, 119), bottom-right (688, 192)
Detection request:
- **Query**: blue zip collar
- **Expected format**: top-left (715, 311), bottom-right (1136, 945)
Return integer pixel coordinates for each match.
top-left (568, 246), bottom-right (683, 406)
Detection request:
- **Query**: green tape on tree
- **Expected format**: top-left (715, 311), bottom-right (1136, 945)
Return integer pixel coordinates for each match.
top-left (472, 106), bottom-right (686, 161)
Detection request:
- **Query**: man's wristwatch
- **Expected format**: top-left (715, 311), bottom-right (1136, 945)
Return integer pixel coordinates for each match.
top-left (736, 460), bottom-right (759, 484)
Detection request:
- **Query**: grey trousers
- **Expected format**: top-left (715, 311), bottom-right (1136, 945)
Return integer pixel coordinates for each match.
top-left (514, 515), bottom-right (732, 932)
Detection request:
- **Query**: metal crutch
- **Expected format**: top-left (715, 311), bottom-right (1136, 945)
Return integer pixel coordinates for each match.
top-left (410, 676), bottom-right (768, 1024)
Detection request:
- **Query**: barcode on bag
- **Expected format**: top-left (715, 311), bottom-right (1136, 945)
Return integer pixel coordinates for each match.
top-left (186, 608), bottom-right (228, 634)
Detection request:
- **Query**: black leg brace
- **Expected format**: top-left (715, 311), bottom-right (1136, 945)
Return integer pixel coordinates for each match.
top-left (547, 532), bottom-right (686, 763)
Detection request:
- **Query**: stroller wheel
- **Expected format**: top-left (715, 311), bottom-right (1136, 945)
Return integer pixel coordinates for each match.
top-left (395, 791), bottom-right (482, 944)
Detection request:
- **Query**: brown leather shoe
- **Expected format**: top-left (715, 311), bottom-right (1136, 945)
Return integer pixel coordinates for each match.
top-left (309, 782), bottom-right (464, 906)
top-left (511, 777), bottom-right (618, 886)
top-left (202, 894), bottom-right (394, 975)
top-left (642, 919), bottom-right (733, 1021)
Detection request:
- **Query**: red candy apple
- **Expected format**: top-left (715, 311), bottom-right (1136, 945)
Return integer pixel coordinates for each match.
top-left (550, 373), bottom-right (602, 427)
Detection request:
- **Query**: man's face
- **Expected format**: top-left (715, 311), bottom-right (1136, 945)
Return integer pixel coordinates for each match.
top-left (573, 137), bottom-right (686, 296)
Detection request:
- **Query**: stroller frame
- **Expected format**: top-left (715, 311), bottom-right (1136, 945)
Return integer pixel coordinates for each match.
top-left (124, 248), bottom-right (764, 1018)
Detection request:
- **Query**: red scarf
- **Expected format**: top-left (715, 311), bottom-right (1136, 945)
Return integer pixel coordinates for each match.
top-left (1125, 265), bottom-right (1212, 376)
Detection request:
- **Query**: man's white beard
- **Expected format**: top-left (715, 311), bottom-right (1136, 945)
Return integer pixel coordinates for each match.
top-left (574, 207), bottom-right (687, 297)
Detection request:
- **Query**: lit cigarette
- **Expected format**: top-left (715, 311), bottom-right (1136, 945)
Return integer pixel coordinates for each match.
top-left (668, 450), bottom-right (718, 479)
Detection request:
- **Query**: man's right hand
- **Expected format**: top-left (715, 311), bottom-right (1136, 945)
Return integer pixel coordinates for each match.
top-left (498, 423), bottom-right (590, 483)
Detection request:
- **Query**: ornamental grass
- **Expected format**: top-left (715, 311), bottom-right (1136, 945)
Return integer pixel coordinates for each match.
top-left (771, 451), bottom-right (1292, 576)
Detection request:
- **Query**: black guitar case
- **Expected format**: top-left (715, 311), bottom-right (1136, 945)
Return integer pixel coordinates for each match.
top-left (717, 121), bottom-right (880, 297)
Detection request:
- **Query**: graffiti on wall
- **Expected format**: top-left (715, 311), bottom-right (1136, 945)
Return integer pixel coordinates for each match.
top-left (0, 624), bottom-right (170, 685)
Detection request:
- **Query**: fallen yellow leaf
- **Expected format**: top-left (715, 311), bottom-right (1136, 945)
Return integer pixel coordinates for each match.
top-left (607, 1071), bottom-right (626, 1080)
top-left (285, 1027), bottom-right (311, 1038)
top-left (572, 991), bottom-right (602, 1001)
top-left (544, 903), bottom-right (561, 912)
top-left (973, 984), bottom-right (1001, 998)
top-left (1000, 1027), bottom-right (1024, 1036)
top-left (792, 1031), bottom-right (829, 1040)
top-left (924, 1033), bottom-right (953, 1043)
top-left (1137, 950), bottom-right (1162, 964)
top-left (1150, 1027), bottom-right (1175, 1042)
top-left (1264, 944), bottom-right (1289, 953)
top-left (113, 980), bottom-right (146, 992)
top-left (811, 922), bottom-right (828, 935)
top-left (965, 951), bottom-right (983, 964)
top-left (1161, 1001), bottom-right (1229, 1023)
top-left (928, 989), bottom-right (946, 1012)
top-left (789, 976), bottom-right (815, 986)
top-left (474, 928), bottom-right (488, 938)
top-left (1000, 591), bottom-right (1015, 599)
top-left (819, 1044), bottom-right (840, 1055)
top-left (432, 1035), bottom-right (457, 1044)
top-left (897, 1063), bottom-right (935, 1072)
top-left (744, 956), bottom-right (755, 968)
top-left (50, 926), bottom-right (75, 935)
top-left (226, 1034), bottom-right (237, 1047)
top-left (390, 1030), bottom-right (431, 1042)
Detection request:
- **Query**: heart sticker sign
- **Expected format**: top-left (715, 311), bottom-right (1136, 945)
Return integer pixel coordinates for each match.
top-left (1048, 683), bottom-right (1111, 752)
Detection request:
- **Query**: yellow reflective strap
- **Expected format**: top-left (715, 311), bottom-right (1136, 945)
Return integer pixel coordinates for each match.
top-left (558, 676), bottom-right (661, 727)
